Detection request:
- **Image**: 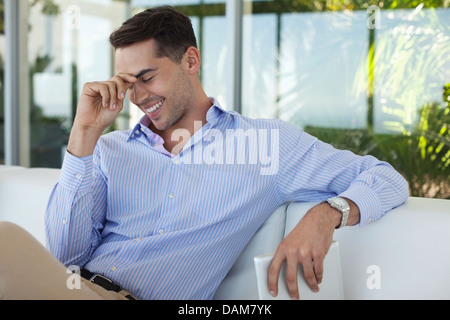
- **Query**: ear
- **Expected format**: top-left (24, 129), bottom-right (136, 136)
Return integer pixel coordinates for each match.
top-left (184, 46), bottom-right (201, 75)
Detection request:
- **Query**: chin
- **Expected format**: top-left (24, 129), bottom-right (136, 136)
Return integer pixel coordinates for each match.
top-left (149, 118), bottom-right (170, 132)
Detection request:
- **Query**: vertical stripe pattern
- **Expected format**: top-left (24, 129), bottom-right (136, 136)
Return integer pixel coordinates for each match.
top-left (45, 98), bottom-right (409, 300)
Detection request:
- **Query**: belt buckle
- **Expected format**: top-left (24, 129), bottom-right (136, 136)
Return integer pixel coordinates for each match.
top-left (87, 272), bottom-right (136, 299)
top-left (89, 273), bottom-right (113, 284)
top-left (89, 273), bottom-right (121, 292)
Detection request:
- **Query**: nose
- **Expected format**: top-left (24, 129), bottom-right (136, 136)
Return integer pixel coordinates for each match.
top-left (129, 82), bottom-right (148, 106)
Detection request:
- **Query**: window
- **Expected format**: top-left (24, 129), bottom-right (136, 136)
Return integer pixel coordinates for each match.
top-left (0, 1), bottom-right (4, 164)
top-left (26, 0), bottom-right (129, 167)
top-left (242, 1), bottom-right (450, 198)
top-left (2, 0), bottom-right (449, 198)
top-left (1, 0), bottom-right (228, 167)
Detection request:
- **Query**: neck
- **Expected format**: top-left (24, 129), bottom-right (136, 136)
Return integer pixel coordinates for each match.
top-left (152, 94), bottom-right (212, 155)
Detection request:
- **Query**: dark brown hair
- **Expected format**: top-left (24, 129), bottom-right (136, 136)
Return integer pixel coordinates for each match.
top-left (109, 6), bottom-right (197, 63)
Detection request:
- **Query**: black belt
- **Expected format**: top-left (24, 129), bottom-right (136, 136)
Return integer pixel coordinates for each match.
top-left (80, 269), bottom-right (136, 300)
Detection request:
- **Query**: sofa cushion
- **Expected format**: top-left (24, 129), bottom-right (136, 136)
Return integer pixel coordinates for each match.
top-left (0, 167), bottom-right (60, 245)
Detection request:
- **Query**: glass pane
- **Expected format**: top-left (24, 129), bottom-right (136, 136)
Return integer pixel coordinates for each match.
top-left (132, 0), bottom-right (224, 6)
top-left (242, 1), bottom-right (450, 198)
top-left (374, 8), bottom-right (450, 134)
top-left (278, 11), bottom-right (368, 129)
top-left (372, 7), bottom-right (450, 198)
top-left (27, 0), bottom-right (129, 167)
top-left (202, 15), bottom-right (227, 107)
top-left (242, 13), bottom-right (278, 119)
top-left (0, 0), bottom-right (4, 164)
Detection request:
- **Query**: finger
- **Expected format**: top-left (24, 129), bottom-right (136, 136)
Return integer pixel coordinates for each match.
top-left (105, 81), bottom-right (119, 110)
top-left (313, 258), bottom-right (324, 285)
top-left (107, 76), bottom-right (126, 102)
top-left (115, 73), bottom-right (137, 98)
top-left (267, 254), bottom-right (284, 298)
top-left (117, 73), bottom-right (137, 84)
top-left (302, 259), bottom-right (320, 293)
top-left (95, 83), bottom-right (111, 109)
top-left (285, 258), bottom-right (300, 300)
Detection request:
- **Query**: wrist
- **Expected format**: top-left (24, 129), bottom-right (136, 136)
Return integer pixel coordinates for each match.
top-left (324, 203), bottom-right (344, 229)
top-left (312, 202), bottom-right (342, 230)
top-left (326, 196), bottom-right (359, 229)
top-left (67, 125), bottom-right (103, 157)
top-left (326, 196), bottom-right (351, 228)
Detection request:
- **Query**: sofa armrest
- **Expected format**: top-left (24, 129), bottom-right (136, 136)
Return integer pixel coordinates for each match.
top-left (285, 197), bottom-right (450, 299)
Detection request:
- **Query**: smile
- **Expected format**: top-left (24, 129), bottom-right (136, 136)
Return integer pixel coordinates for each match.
top-left (144, 99), bottom-right (165, 114)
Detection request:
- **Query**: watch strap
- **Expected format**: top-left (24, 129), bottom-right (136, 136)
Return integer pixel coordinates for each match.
top-left (327, 196), bottom-right (350, 228)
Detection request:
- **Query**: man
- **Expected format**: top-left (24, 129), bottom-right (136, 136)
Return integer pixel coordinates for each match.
top-left (0, 6), bottom-right (408, 300)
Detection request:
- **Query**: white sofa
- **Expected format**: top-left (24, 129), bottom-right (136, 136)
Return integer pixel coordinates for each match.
top-left (1, 165), bottom-right (449, 299)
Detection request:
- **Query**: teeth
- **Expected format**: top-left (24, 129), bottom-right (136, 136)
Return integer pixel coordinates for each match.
top-left (146, 99), bottom-right (164, 113)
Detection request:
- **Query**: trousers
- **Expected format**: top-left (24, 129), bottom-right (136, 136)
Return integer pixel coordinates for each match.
top-left (0, 221), bottom-right (128, 300)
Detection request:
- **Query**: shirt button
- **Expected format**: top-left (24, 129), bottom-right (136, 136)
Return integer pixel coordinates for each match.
top-left (110, 266), bottom-right (117, 271)
top-left (173, 158), bottom-right (180, 165)
top-left (62, 219), bottom-right (67, 224)
top-left (75, 173), bottom-right (82, 179)
top-left (158, 229), bottom-right (165, 234)
top-left (135, 238), bottom-right (141, 242)
top-left (168, 192), bottom-right (174, 199)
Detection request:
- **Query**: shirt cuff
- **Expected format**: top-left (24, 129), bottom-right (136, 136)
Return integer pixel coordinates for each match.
top-left (59, 151), bottom-right (94, 192)
top-left (339, 182), bottom-right (382, 227)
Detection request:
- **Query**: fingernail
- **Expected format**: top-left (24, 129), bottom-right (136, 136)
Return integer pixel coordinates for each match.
top-left (120, 93), bottom-right (125, 99)
top-left (112, 103), bottom-right (117, 110)
top-left (269, 290), bottom-right (276, 297)
top-left (291, 295), bottom-right (299, 300)
top-left (312, 287), bottom-right (319, 293)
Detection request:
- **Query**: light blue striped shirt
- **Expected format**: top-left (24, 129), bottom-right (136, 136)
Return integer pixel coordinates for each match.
top-left (45, 98), bottom-right (409, 300)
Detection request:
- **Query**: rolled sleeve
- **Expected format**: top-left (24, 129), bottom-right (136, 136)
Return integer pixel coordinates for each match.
top-left (339, 182), bottom-right (382, 226)
top-left (339, 162), bottom-right (409, 227)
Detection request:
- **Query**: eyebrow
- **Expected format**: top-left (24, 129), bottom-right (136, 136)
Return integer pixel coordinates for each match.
top-left (134, 68), bottom-right (157, 79)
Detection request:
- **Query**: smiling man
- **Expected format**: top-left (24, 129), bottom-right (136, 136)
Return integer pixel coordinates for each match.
top-left (67, 20), bottom-right (210, 159)
top-left (0, 6), bottom-right (408, 300)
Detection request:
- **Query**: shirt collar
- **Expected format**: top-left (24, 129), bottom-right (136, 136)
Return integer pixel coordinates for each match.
top-left (127, 97), bottom-right (229, 143)
top-left (206, 97), bottom-right (227, 127)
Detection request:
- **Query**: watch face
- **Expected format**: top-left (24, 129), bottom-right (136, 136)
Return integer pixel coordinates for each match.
top-left (330, 197), bottom-right (349, 210)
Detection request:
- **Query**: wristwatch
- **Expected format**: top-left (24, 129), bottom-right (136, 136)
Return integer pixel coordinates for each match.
top-left (326, 196), bottom-right (350, 229)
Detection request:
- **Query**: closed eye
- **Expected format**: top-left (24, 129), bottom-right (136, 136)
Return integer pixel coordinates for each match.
top-left (142, 75), bottom-right (155, 83)
top-left (135, 68), bottom-right (158, 83)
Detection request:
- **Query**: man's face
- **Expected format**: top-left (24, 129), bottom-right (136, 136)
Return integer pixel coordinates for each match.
top-left (115, 39), bottom-right (194, 131)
